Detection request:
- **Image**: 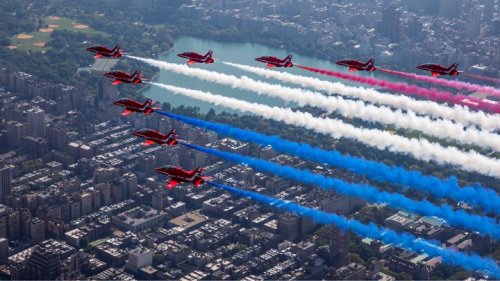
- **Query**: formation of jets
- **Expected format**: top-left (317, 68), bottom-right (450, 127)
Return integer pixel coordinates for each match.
top-left (113, 96), bottom-right (206, 189)
top-left (91, 43), bottom-right (474, 190)
top-left (88, 43), bottom-right (463, 87)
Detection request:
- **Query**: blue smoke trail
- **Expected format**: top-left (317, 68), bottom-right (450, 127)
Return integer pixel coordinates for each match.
top-left (180, 142), bottom-right (500, 239)
top-left (207, 181), bottom-right (500, 277)
top-left (155, 110), bottom-right (499, 215)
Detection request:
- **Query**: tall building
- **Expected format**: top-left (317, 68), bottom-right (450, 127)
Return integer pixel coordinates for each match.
top-left (19, 208), bottom-right (31, 238)
top-left (277, 213), bottom-right (300, 241)
top-left (98, 79), bottom-right (119, 100)
top-left (379, 5), bottom-right (401, 43)
top-left (467, 7), bottom-right (482, 39)
top-left (121, 172), bottom-right (138, 199)
top-left (7, 210), bottom-right (20, 241)
top-left (30, 217), bottom-right (45, 243)
top-left (0, 165), bottom-right (13, 204)
top-left (126, 247), bottom-right (153, 273)
top-left (439, 0), bottom-right (462, 18)
top-left (27, 107), bottom-right (46, 138)
top-left (421, 0), bottom-right (440, 15)
top-left (27, 246), bottom-right (62, 280)
top-left (47, 123), bottom-right (68, 151)
top-left (0, 237), bottom-right (8, 264)
top-left (330, 224), bottom-right (349, 268)
top-left (483, 0), bottom-right (494, 22)
top-left (80, 192), bottom-right (93, 216)
top-left (0, 214), bottom-right (7, 238)
top-left (6, 121), bottom-right (25, 149)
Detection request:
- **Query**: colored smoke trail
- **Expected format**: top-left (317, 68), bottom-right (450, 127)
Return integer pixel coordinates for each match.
top-left (207, 181), bottom-right (500, 277)
top-left (181, 142), bottom-right (500, 238)
top-left (295, 64), bottom-right (500, 114)
top-left (380, 68), bottom-right (500, 97)
top-left (128, 55), bottom-right (499, 150)
top-left (462, 73), bottom-right (500, 84)
top-left (222, 62), bottom-right (500, 131)
top-left (150, 82), bottom-right (500, 178)
top-left (156, 111), bottom-right (500, 215)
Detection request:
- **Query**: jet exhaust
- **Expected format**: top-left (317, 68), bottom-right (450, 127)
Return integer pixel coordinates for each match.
top-left (156, 110), bottom-right (500, 215)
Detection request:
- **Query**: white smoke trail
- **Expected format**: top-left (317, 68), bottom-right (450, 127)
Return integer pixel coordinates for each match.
top-left (150, 82), bottom-right (500, 178)
top-left (222, 62), bottom-right (500, 131)
top-left (129, 55), bottom-right (500, 151)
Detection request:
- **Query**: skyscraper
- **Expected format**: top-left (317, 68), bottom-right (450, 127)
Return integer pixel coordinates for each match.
top-left (379, 5), bottom-right (401, 43)
top-left (0, 165), bottom-right (13, 204)
top-left (27, 107), bottom-right (46, 138)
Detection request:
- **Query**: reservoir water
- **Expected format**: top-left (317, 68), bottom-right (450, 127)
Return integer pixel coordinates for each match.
top-left (143, 36), bottom-right (400, 113)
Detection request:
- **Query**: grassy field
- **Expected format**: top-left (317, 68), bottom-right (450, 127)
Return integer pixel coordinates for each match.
top-left (9, 16), bottom-right (108, 52)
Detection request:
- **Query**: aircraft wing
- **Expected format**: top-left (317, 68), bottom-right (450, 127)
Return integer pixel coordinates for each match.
top-left (187, 60), bottom-right (196, 65)
top-left (143, 140), bottom-right (155, 146)
top-left (431, 72), bottom-right (440, 77)
top-left (94, 54), bottom-right (103, 59)
top-left (266, 64), bottom-right (275, 68)
top-left (166, 178), bottom-right (181, 189)
top-left (349, 67), bottom-right (358, 72)
top-left (121, 109), bottom-right (133, 116)
top-left (112, 80), bottom-right (122, 85)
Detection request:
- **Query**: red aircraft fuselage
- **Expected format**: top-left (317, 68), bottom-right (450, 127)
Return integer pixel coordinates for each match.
top-left (177, 50), bottom-right (214, 65)
top-left (155, 166), bottom-right (208, 189)
top-left (104, 70), bottom-right (142, 85)
top-left (416, 63), bottom-right (459, 77)
top-left (336, 58), bottom-right (376, 72)
top-left (112, 98), bottom-right (155, 116)
top-left (86, 44), bottom-right (122, 58)
top-left (132, 128), bottom-right (178, 146)
top-left (255, 54), bottom-right (293, 68)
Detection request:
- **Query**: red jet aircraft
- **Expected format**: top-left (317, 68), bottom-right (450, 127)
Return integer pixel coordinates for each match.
top-left (336, 58), bottom-right (376, 72)
top-left (132, 128), bottom-right (178, 146)
top-left (155, 166), bottom-right (210, 189)
top-left (255, 54), bottom-right (293, 68)
top-left (112, 98), bottom-right (157, 116)
top-left (416, 63), bottom-right (460, 77)
top-left (177, 50), bottom-right (214, 65)
top-left (104, 70), bottom-right (143, 85)
top-left (86, 44), bottom-right (123, 58)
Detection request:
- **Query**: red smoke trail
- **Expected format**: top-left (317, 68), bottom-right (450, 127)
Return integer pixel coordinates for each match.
top-left (379, 68), bottom-right (500, 97)
top-left (295, 64), bottom-right (500, 114)
top-left (462, 73), bottom-right (500, 84)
